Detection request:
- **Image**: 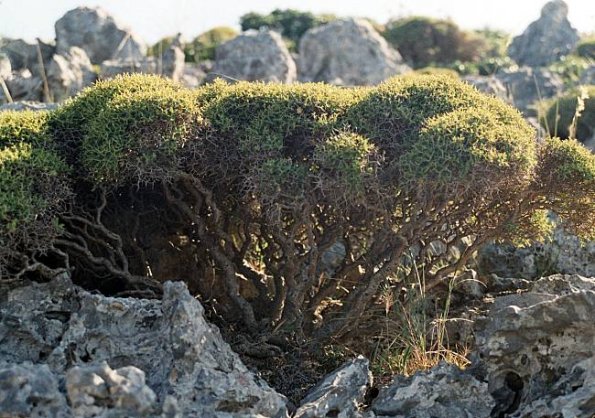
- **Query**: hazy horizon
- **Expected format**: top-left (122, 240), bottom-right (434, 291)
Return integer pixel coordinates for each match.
top-left (1, 0), bottom-right (593, 45)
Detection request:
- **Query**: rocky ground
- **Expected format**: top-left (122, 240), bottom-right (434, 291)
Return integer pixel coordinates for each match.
top-left (1, 272), bottom-right (593, 417)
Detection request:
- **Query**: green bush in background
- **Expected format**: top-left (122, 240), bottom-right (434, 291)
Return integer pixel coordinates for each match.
top-left (240, 9), bottom-right (335, 51)
top-left (184, 26), bottom-right (238, 62)
top-left (382, 17), bottom-right (492, 68)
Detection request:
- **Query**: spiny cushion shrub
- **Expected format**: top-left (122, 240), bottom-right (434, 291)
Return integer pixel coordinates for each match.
top-left (541, 85), bottom-right (595, 142)
top-left (49, 74), bottom-right (200, 184)
top-left (4, 74), bottom-right (594, 344)
top-left (184, 26), bottom-right (238, 62)
top-left (0, 110), bottom-right (70, 279)
top-left (382, 17), bottom-right (489, 68)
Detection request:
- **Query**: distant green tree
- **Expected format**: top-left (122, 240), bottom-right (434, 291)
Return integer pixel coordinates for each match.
top-left (240, 9), bottom-right (335, 50)
top-left (383, 17), bottom-right (490, 69)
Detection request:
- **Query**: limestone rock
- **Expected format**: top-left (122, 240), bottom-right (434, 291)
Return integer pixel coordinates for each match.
top-left (372, 362), bottom-right (494, 418)
top-left (66, 362), bottom-right (157, 417)
top-left (294, 356), bottom-right (371, 418)
top-left (508, 0), bottom-right (579, 67)
top-left (479, 224), bottom-right (595, 279)
top-left (475, 274), bottom-right (595, 417)
top-left (0, 53), bottom-right (11, 79)
top-left (46, 47), bottom-right (96, 102)
top-left (159, 33), bottom-right (185, 82)
top-left (298, 18), bottom-right (410, 86)
top-left (0, 363), bottom-right (69, 418)
top-left (0, 277), bottom-right (288, 417)
top-left (463, 75), bottom-right (512, 104)
top-left (495, 67), bottom-right (563, 115)
top-left (213, 29), bottom-right (296, 83)
top-left (55, 7), bottom-right (146, 64)
top-left (0, 38), bottom-right (55, 75)
top-left (2, 69), bottom-right (43, 102)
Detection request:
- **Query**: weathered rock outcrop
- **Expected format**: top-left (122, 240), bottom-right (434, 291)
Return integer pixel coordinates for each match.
top-left (495, 67), bottom-right (563, 115)
top-left (55, 7), bottom-right (147, 64)
top-left (46, 47), bottom-right (96, 102)
top-left (286, 274), bottom-right (595, 417)
top-left (212, 29), bottom-right (296, 83)
top-left (0, 38), bottom-right (55, 75)
top-left (294, 356), bottom-right (371, 418)
top-left (479, 225), bottom-right (595, 279)
top-left (298, 18), bottom-right (409, 86)
top-left (0, 53), bottom-right (11, 79)
top-left (463, 75), bottom-right (512, 104)
top-left (475, 274), bottom-right (595, 417)
top-left (0, 277), bottom-right (288, 417)
top-left (1, 69), bottom-right (43, 102)
top-left (372, 362), bottom-right (494, 418)
top-left (508, 0), bottom-right (579, 67)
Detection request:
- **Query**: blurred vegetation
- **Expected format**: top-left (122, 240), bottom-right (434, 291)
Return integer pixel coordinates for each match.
top-left (148, 27), bottom-right (238, 63)
top-left (184, 26), bottom-right (238, 62)
top-left (541, 85), bottom-right (594, 142)
top-left (240, 9), bottom-right (336, 51)
top-left (382, 17), bottom-right (497, 69)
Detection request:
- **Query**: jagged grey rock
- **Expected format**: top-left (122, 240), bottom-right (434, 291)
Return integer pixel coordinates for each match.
top-left (298, 18), bottom-right (410, 86)
top-left (372, 362), bottom-right (494, 418)
top-left (463, 75), bottom-right (512, 104)
top-left (213, 29), bottom-right (296, 83)
top-left (475, 274), bottom-right (595, 417)
top-left (2, 69), bottom-right (43, 102)
top-left (0, 53), bottom-right (11, 79)
top-left (0, 277), bottom-right (288, 417)
top-left (0, 38), bottom-right (55, 75)
top-left (0, 363), bottom-right (69, 418)
top-left (66, 362), bottom-right (157, 417)
top-left (55, 7), bottom-right (147, 64)
top-left (159, 33), bottom-right (185, 82)
top-left (46, 47), bottom-right (96, 102)
top-left (508, 0), bottom-right (579, 67)
top-left (294, 356), bottom-right (371, 418)
top-left (479, 225), bottom-right (595, 279)
top-left (495, 67), bottom-right (563, 116)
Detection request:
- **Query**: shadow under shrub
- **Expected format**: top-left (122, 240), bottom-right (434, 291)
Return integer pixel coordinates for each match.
top-left (3, 74), bottom-right (594, 348)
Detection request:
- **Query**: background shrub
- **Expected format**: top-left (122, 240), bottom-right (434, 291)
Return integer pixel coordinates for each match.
top-left (184, 26), bottom-right (238, 62)
top-left (382, 17), bottom-right (490, 68)
top-left (240, 9), bottom-right (335, 50)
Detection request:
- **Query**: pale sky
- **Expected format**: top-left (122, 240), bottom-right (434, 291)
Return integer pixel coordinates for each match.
top-left (1, 0), bottom-right (593, 45)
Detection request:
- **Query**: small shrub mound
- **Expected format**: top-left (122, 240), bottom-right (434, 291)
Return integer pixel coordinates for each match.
top-left (382, 17), bottom-right (489, 68)
top-left (541, 85), bottom-right (595, 142)
top-left (0, 110), bottom-right (70, 280)
top-left (3, 74), bottom-right (594, 346)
